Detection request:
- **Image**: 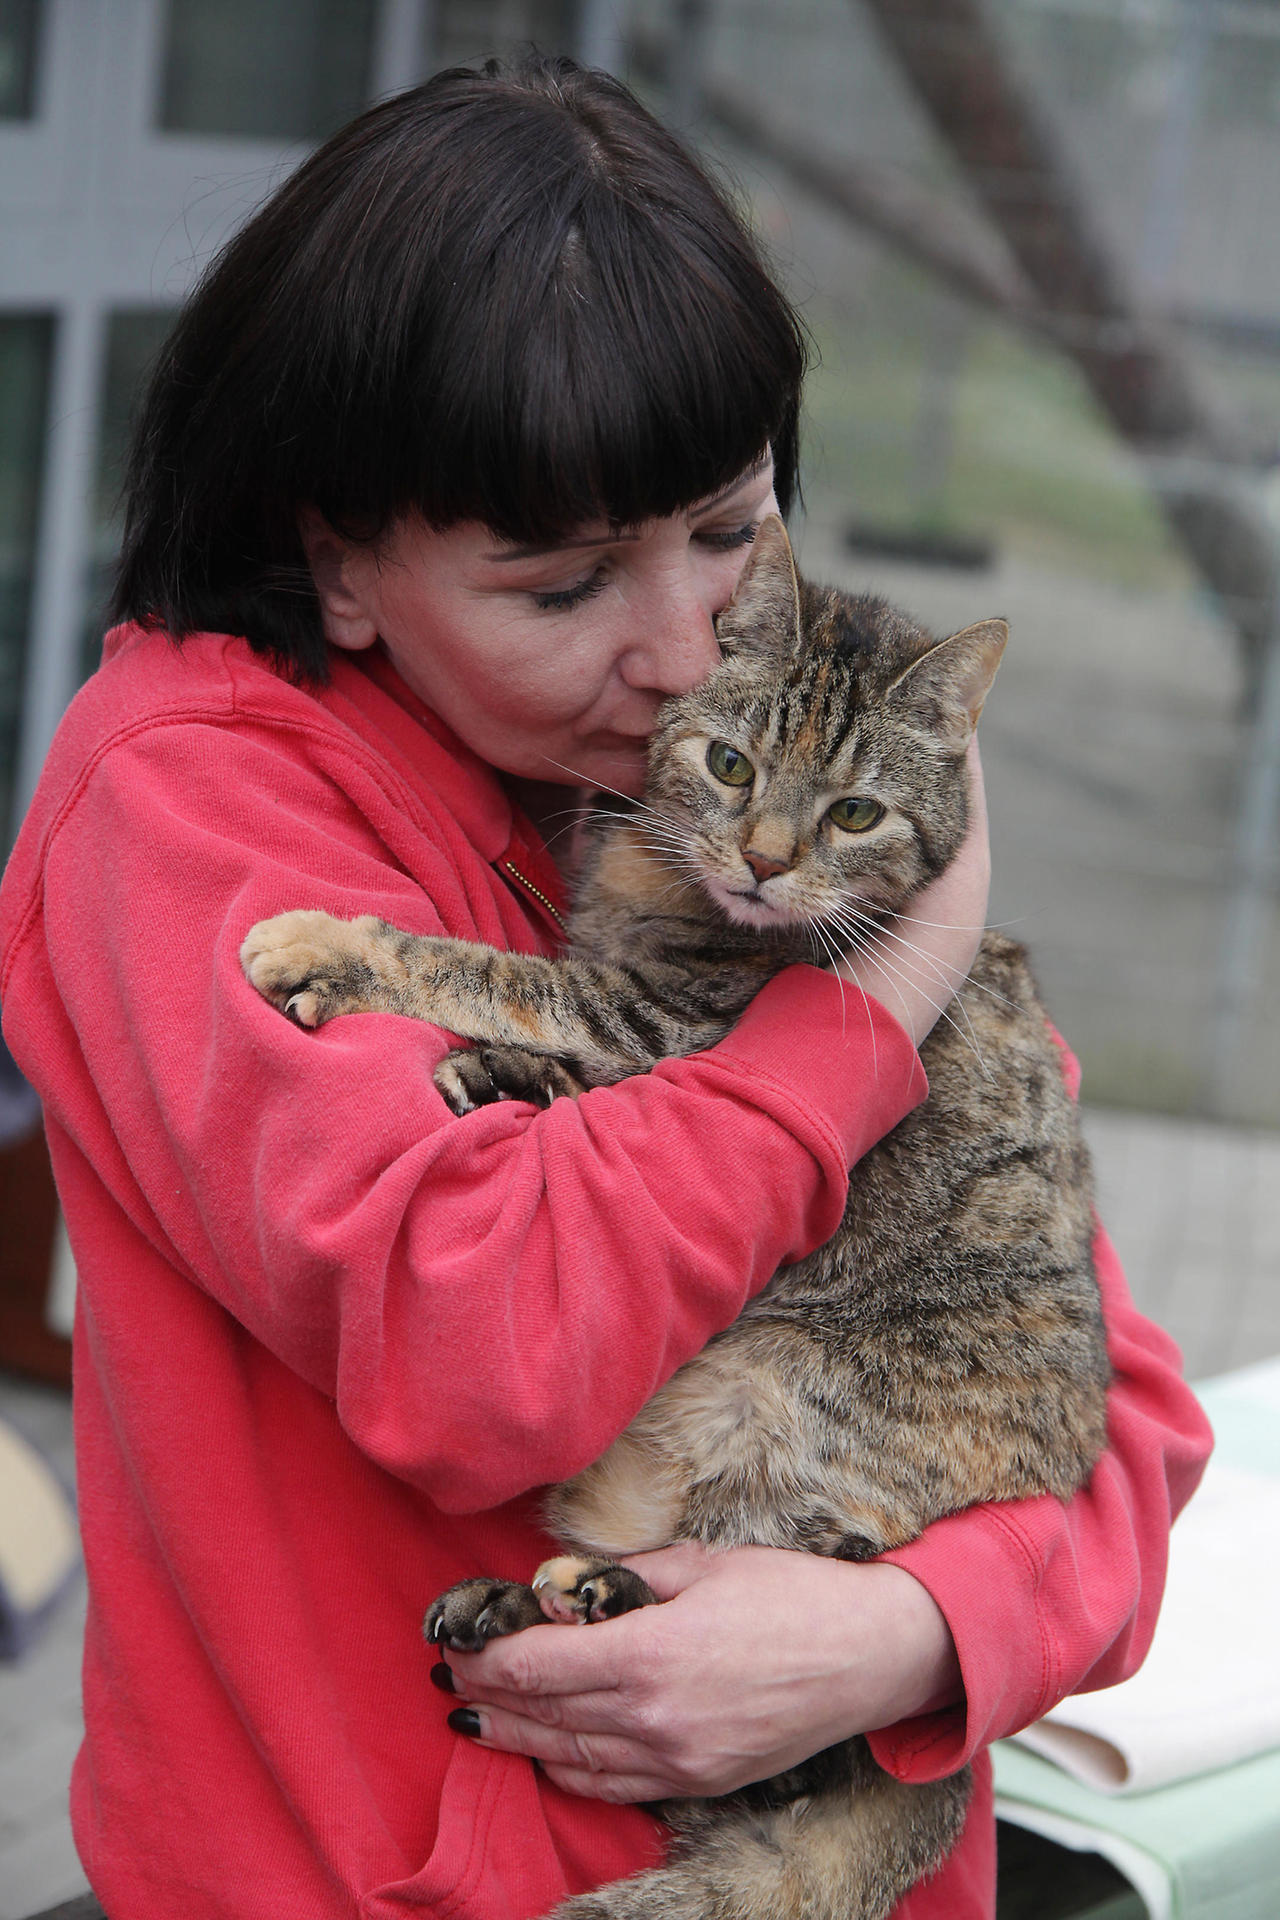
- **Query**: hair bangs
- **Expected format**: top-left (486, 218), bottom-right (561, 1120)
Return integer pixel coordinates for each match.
top-left (379, 77), bottom-right (804, 545)
top-left (112, 55), bottom-right (807, 677)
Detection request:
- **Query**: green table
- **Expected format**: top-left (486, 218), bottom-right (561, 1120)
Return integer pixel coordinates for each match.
top-left (993, 1361), bottom-right (1280, 1920)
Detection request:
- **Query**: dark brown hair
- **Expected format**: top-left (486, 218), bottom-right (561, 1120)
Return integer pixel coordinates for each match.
top-left (112, 54), bottom-right (807, 679)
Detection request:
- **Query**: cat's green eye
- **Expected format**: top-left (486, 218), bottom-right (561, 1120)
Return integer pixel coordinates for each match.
top-left (828, 797), bottom-right (884, 833)
top-left (706, 741), bottom-right (755, 788)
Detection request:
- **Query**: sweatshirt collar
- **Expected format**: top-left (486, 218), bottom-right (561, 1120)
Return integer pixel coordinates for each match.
top-left (343, 645), bottom-right (570, 931)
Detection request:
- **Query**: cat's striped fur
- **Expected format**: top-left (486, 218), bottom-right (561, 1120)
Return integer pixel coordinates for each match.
top-left (242, 517), bottom-right (1110, 1920)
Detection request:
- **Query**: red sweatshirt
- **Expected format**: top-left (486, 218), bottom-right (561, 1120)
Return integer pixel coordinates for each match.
top-left (0, 623), bottom-right (1211, 1920)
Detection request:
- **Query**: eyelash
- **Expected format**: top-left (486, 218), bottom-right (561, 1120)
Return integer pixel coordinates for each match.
top-left (698, 520), bottom-right (759, 553)
top-left (532, 571), bottom-right (608, 612)
top-left (530, 522), bottom-right (760, 613)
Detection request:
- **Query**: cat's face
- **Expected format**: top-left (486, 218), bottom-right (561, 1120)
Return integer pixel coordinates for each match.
top-left (645, 518), bottom-right (1006, 936)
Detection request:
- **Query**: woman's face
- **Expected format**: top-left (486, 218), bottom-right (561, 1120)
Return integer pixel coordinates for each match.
top-left (308, 462), bottom-right (780, 796)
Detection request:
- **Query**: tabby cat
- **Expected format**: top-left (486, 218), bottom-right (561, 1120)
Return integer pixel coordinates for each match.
top-left (241, 516), bottom-right (1110, 1920)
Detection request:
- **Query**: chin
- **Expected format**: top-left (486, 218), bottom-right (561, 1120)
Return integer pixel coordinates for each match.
top-left (582, 748), bottom-right (649, 798)
top-left (702, 875), bottom-right (796, 929)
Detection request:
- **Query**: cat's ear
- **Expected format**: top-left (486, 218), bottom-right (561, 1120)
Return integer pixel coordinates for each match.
top-left (888, 618), bottom-right (1008, 748)
top-left (714, 514), bottom-right (801, 657)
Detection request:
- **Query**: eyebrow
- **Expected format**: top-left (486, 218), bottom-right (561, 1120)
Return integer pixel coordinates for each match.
top-left (484, 461), bottom-right (771, 564)
top-left (488, 529), bottom-right (644, 563)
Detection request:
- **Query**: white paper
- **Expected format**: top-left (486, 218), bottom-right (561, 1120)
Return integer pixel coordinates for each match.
top-left (1011, 1462), bottom-right (1280, 1794)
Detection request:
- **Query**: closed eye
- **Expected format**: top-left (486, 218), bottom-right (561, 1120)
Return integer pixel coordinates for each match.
top-left (695, 521), bottom-right (758, 553)
top-left (532, 568), bottom-right (609, 612)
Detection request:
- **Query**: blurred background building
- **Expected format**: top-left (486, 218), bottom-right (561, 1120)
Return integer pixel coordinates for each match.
top-left (1, 5), bottom-right (1279, 1907)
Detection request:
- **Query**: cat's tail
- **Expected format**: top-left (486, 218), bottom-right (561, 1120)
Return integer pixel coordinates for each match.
top-left (551, 1747), bottom-right (972, 1920)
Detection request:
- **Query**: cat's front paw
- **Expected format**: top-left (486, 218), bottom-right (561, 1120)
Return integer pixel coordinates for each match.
top-left (434, 1045), bottom-right (588, 1113)
top-left (240, 909), bottom-right (391, 1027)
top-left (532, 1556), bottom-right (656, 1624)
top-left (424, 1577), bottom-right (545, 1651)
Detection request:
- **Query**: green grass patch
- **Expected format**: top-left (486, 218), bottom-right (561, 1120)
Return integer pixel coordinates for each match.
top-left (800, 263), bottom-right (1190, 590)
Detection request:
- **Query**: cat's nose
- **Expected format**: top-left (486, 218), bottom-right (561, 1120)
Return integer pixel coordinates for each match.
top-left (743, 848), bottom-right (789, 883)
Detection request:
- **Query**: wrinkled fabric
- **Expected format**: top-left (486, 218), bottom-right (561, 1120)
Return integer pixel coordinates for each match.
top-left (0, 625), bottom-right (941, 1918)
top-left (0, 625), bottom-right (1211, 1918)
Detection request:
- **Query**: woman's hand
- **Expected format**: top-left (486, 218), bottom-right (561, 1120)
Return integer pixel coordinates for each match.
top-left (837, 737), bottom-right (991, 1048)
top-left (437, 1542), bottom-right (961, 1803)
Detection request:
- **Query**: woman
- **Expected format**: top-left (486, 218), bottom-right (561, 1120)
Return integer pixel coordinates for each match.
top-left (0, 56), bottom-right (1209, 1920)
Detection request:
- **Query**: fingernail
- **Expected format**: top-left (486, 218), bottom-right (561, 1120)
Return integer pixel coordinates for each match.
top-left (430, 1663), bottom-right (457, 1695)
top-left (448, 1707), bottom-right (482, 1738)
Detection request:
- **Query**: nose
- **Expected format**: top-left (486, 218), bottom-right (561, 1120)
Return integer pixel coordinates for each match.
top-left (619, 570), bottom-right (722, 698)
top-left (743, 848), bottom-right (789, 883)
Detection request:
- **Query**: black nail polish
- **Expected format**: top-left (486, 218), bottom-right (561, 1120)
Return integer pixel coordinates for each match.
top-left (447, 1707), bottom-right (482, 1738)
top-left (430, 1662), bottom-right (457, 1695)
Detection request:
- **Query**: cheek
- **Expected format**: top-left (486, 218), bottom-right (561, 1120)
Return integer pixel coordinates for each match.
top-left (708, 548), bottom-right (758, 613)
top-left (420, 616), bottom-right (594, 727)
top-left (481, 625), bottom-right (630, 728)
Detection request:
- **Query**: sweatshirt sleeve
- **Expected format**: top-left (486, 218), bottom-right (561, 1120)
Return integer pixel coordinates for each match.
top-left (12, 719), bottom-right (926, 1511)
top-left (866, 1214), bottom-right (1214, 1782)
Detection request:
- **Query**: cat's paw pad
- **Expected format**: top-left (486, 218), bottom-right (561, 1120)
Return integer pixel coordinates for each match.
top-left (240, 910), bottom-right (388, 1026)
top-left (433, 1045), bottom-right (588, 1113)
top-left (424, 1577), bottom-right (545, 1651)
top-left (433, 1051), bottom-right (484, 1114)
top-left (532, 1556), bottom-right (656, 1624)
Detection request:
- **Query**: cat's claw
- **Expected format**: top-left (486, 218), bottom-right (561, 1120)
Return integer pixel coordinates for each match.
top-left (433, 1044), bottom-right (589, 1113)
top-left (433, 1054), bottom-right (478, 1114)
top-left (240, 909), bottom-right (393, 1027)
top-left (531, 1555), bottom-right (656, 1624)
top-left (423, 1577), bottom-right (545, 1651)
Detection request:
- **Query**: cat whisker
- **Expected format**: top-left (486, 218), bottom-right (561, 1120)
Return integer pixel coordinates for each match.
top-left (835, 899), bottom-right (961, 1001)
top-left (539, 759), bottom-right (677, 835)
top-left (845, 940), bottom-right (979, 1068)
top-left (632, 832), bottom-right (706, 889)
top-left (829, 918), bottom-right (990, 1076)
top-left (896, 940), bottom-right (1021, 1024)
top-left (809, 918), bottom-right (884, 1079)
top-left (807, 917), bottom-right (849, 1044)
top-left (834, 928), bottom-right (917, 1042)
top-left (578, 814), bottom-right (695, 870)
top-left (537, 817), bottom-right (594, 856)
top-left (534, 804), bottom-right (596, 828)
top-left (828, 906), bottom-right (991, 1065)
top-left (572, 803), bottom-right (701, 875)
top-left (626, 816), bottom-right (696, 852)
top-left (877, 909), bottom-right (1032, 934)
top-left (835, 895), bottom-right (1021, 1021)
top-left (630, 837), bottom-right (694, 873)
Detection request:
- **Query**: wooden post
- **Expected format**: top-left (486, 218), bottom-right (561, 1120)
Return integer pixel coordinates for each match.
top-left (856, 0), bottom-right (1277, 694)
top-left (0, 1118), bottom-right (70, 1387)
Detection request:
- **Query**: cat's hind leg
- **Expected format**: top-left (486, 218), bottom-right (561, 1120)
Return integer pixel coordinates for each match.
top-left (532, 1555), bottom-right (656, 1624)
top-left (551, 1753), bottom-right (971, 1920)
top-left (424, 1577), bottom-right (546, 1652)
top-left (425, 1559), bottom-right (653, 1651)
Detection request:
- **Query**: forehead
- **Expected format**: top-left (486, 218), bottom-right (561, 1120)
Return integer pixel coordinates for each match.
top-left (478, 458), bottom-right (777, 562)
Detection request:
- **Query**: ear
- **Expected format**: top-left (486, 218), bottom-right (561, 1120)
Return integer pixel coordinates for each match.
top-left (297, 506), bottom-right (379, 652)
top-left (887, 618), bottom-right (1008, 749)
top-left (714, 513), bottom-right (801, 657)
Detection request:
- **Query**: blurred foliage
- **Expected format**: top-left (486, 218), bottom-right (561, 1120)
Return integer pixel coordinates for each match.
top-left (801, 260), bottom-right (1187, 588)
